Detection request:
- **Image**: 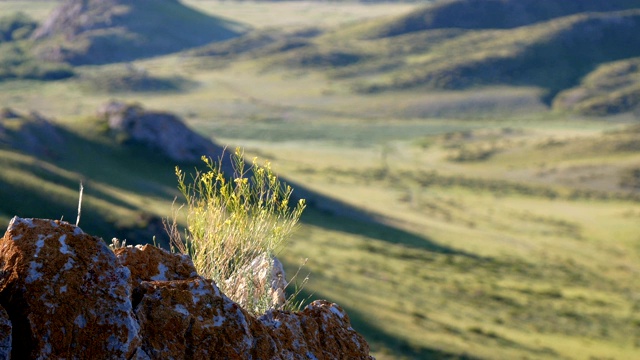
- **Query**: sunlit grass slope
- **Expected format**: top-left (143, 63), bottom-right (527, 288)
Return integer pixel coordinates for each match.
top-left (554, 57), bottom-right (640, 116)
top-left (263, 123), bottom-right (640, 359)
top-left (0, 112), bottom-right (180, 243)
top-left (0, 1), bottom-right (639, 359)
top-left (197, 5), bottom-right (640, 108)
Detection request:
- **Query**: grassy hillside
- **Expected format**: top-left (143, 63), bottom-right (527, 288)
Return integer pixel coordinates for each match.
top-left (0, 12), bottom-right (73, 81)
top-left (350, 10), bottom-right (640, 100)
top-left (0, 1), bottom-right (639, 359)
top-left (0, 109), bottom-right (181, 244)
top-left (31, 0), bottom-right (246, 65)
top-left (554, 57), bottom-right (640, 116)
top-left (209, 7), bottom-right (640, 108)
top-left (367, 0), bottom-right (640, 38)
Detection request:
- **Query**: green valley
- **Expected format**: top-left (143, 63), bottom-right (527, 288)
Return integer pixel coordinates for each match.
top-left (0, 1), bottom-right (639, 359)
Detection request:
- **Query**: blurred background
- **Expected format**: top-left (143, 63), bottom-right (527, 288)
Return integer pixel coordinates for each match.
top-left (0, 0), bottom-right (639, 358)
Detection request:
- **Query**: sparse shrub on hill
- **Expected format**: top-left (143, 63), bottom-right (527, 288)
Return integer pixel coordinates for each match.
top-left (0, 12), bottom-right (37, 42)
top-left (0, 13), bottom-right (70, 81)
top-left (81, 65), bottom-right (196, 93)
top-left (285, 48), bottom-right (364, 68)
top-left (620, 167), bottom-right (640, 189)
top-left (554, 57), bottom-right (640, 115)
top-left (167, 148), bottom-right (306, 315)
top-left (0, 42), bottom-right (73, 81)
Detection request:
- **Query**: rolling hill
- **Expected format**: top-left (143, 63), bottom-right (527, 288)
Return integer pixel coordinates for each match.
top-left (31, 0), bottom-right (246, 65)
top-left (0, 107), bottom-right (180, 244)
top-left (367, 0), bottom-right (640, 38)
top-left (0, 1), bottom-right (639, 359)
top-left (237, 5), bottom-right (640, 111)
top-left (554, 57), bottom-right (640, 115)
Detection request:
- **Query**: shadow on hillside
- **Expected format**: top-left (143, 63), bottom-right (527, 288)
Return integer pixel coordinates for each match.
top-left (1, 113), bottom-right (473, 258)
top-left (289, 178), bottom-right (471, 256)
top-left (295, 288), bottom-right (481, 360)
top-left (299, 206), bottom-right (469, 257)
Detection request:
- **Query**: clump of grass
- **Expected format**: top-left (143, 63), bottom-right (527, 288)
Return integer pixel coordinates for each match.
top-left (0, 42), bottom-right (73, 81)
top-left (80, 65), bottom-right (195, 93)
top-left (167, 148), bottom-right (306, 315)
top-left (620, 167), bottom-right (640, 190)
top-left (0, 12), bottom-right (38, 42)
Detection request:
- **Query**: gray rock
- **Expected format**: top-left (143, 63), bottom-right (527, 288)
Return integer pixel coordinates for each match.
top-left (100, 101), bottom-right (223, 163)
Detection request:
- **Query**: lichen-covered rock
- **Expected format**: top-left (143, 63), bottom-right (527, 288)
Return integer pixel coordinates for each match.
top-left (115, 244), bottom-right (198, 285)
top-left (0, 305), bottom-right (11, 360)
top-left (260, 300), bottom-right (374, 360)
top-left (0, 217), bottom-right (140, 359)
top-left (136, 277), bottom-right (373, 360)
top-left (135, 277), bottom-right (280, 359)
top-left (0, 217), bottom-right (373, 359)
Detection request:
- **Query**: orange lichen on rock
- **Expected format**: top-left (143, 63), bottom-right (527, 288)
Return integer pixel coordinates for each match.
top-left (0, 217), bottom-right (374, 359)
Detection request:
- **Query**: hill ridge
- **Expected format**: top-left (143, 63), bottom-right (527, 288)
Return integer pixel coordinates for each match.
top-left (369, 0), bottom-right (640, 38)
top-left (32, 0), bottom-right (245, 65)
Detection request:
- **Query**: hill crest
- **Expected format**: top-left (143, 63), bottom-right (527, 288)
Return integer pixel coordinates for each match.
top-left (369, 0), bottom-right (640, 38)
top-left (32, 0), bottom-right (245, 65)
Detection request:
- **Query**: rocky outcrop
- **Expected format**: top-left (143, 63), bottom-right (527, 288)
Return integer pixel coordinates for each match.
top-left (0, 217), bottom-right (140, 359)
top-left (260, 301), bottom-right (372, 359)
top-left (0, 217), bottom-right (373, 359)
top-left (135, 277), bottom-right (278, 359)
top-left (99, 101), bottom-right (223, 163)
top-left (115, 243), bottom-right (198, 284)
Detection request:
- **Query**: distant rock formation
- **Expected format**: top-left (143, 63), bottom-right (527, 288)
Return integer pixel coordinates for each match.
top-left (31, 0), bottom-right (244, 65)
top-left (0, 217), bottom-right (373, 359)
top-left (99, 101), bottom-right (223, 163)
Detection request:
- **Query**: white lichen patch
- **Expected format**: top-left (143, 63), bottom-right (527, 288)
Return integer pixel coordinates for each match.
top-left (60, 285), bottom-right (67, 293)
top-left (59, 234), bottom-right (74, 255)
top-left (62, 258), bottom-right (75, 271)
top-left (258, 311), bottom-right (281, 329)
top-left (150, 263), bottom-right (168, 281)
top-left (26, 261), bottom-right (43, 283)
top-left (329, 305), bottom-right (345, 319)
top-left (190, 280), bottom-right (212, 304)
top-left (34, 234), bottom-right (48, 258)
top-left (213, 315), bottom-right (226, 327)
top-left (174, 304), bottom-right (189, 317)
top-left (75, 314), bottom-right (87, 328)
top-left (101, 267), bottom-right (140, 354)
top-left (73, 226), bottom-right (84, 235)
top-left (41, 341), bottom-right (52, 357)
top-left (44, 301), bottom-right (56, 309)
top-left (8, 216), bottom-right (35, 232)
